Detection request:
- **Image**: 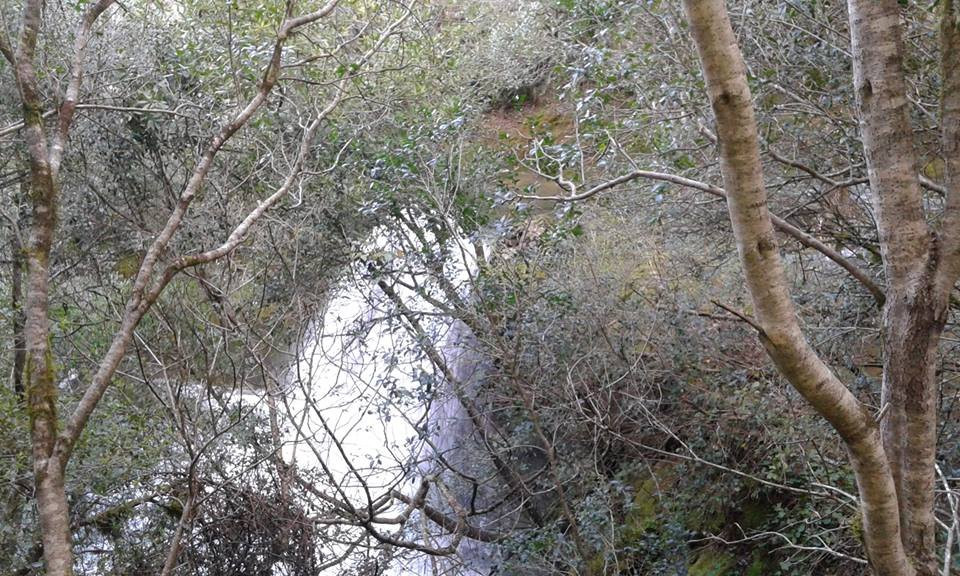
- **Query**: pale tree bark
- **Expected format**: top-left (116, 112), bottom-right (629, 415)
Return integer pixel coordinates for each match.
top-left (933, 5), bottom-right (960, 573)
top-left (848, 2), bottom-right (946, 574)
top-left (158, 482), bottom-right (196, 576)
top-left (682, 1), bottom-right (913, 574)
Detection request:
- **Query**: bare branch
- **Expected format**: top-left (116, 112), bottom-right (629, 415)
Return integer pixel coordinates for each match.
top-left (391, 485), bottom-right (505, 543)
top-left (694, 524), bottom-right (868, 565)
top-left (0, 25), bottom-right (13, 66)
top-left (936, 464), bottom-right (959, 576)
top-left (0, 109), bottom-right (54, 138)
top-left (50, 0), bottom-right (119, 174)
top-left (767, 147), bottom-right (944, 196)
top-left (517, 169), bottom-right (886, 306)
top-left (711, 300), bottom-right (765, 336)
top-left (0, 104), bottom-right (197, 140)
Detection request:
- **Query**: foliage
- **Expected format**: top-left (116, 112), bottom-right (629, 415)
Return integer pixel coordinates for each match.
top-left (2, 0), bottom-right (960, 575)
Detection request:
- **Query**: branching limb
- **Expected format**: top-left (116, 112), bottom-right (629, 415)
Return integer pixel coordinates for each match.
top-left (390, 485), bottom-right (505, 543)
top-left (694, 524), bottom-right (868, 566)
top-left (50, 0), bottom-right (118, 175)
top-left (376, 279), bottom-right (547, 528)
top-left (767, 147), bottom-right (946, 196)
top-left (710, 300), bottom-right (765, 336)
top-left (936, 464), bottom-right (959, 576)
top-left (56, 0), bottom-right (420, 466)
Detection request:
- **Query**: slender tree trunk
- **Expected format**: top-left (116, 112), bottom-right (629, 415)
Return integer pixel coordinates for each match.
top-left (22, 163), bottom-right (75, 575)
top-left (159, 489), bottom-right (195, 576)
top-left (847, 1), bottom-right (939, 573)
top-left (683, 1), bottom-right (913, 573)
top-left (34, 460), bottom-right (73, 576)
top-left (5, 2), bottom-right (352, 574)
top-left (15, 0), bottom-right (79, 569)
top-left (881, 297), bottom-right (944, 576)
top-left (937, 15), bottom-right (960, 576)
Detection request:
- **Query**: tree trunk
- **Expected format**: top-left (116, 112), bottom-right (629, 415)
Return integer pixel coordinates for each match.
top-left (34, 457), bottom-right (74, 576)
top-left (159, 489), bottom-right (195, 576)
top-left (23, 174), bottom-right (75, 576)
top-left (881, 296), bottom-right (944, 576)
top-left (21, 79), bottom-right (75, 576)
top-left (847, 1), bottom-right (939, 573)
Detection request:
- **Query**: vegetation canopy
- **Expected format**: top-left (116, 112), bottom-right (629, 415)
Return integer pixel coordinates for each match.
top-left (2, 1), bottom-right (960, 575)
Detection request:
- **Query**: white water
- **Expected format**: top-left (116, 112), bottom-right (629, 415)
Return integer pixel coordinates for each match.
top-left (267, 229), bottom-right (495, 574)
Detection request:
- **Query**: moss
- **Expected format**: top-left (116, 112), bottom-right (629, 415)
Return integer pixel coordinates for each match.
top-left (585, 553), bottom-right (606, 576)
top-left (116, 252), bottom-right (141, 279)
top-left (745, 552), bottom-right (770, 576)
top-left (165, 498), bottom-right (183, 519)
top-left (623, 464), bottom-right (676, 538)
top-left (688, 547), bottom-right (736, 576)
top-left (92, 501), bottom-right (136, 538)
top-left (605, 466), bottom-right (675, 573)
top-left (685, 492), bottom-right (774, 536)
top-left (24, 102), bottom-right (45, 129)
top-left (739, 497), bottom-right (774, 530)
top-left (23, 349), bottom-right (59, 425)
top-left (630, 476), bottom-right (659, 527)
top-left (923, 157), bottom-right (945, 180)
top-left (849, 510), bottom-right (864, 544)
top-left (689, 505), bottom-right (725, 534)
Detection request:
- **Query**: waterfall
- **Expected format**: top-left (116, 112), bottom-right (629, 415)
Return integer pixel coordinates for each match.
top-left (268, 229), bottom-right (505, 574)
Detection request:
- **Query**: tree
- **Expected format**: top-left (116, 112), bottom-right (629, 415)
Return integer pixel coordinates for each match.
top-left (0, 1), bottom-right (414, 573)
top-left (680, 1), bottom-right (959, 574)
top-left (510, 0), bottom-right (960, 572)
